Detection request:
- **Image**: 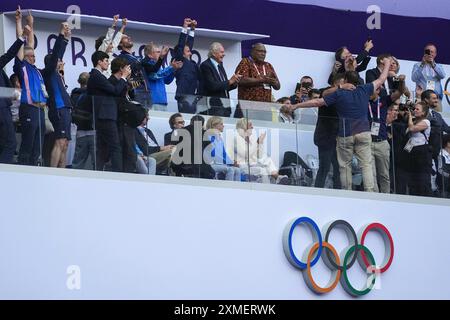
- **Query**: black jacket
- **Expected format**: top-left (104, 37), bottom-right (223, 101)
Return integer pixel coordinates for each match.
top-left (0, 38), bottom-right (24, 109)
top-left (135, 127), bottom-right (161, 156)
top-left (200, 58), bottom-right (237, 105)
top-left (327, 49), bottom-right (371, 85)
top-left (86, 69), bottom-right (128, 121)
top-left (365, 67), bottom-right (394, 97)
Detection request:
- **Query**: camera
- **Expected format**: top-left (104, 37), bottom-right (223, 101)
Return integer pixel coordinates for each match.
top-left (425, 49), bottom-right (431, 55)
top-left (399, 100), bottom-right (415, 113)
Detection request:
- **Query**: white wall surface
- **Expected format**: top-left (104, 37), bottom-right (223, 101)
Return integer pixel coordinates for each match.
top-left (0, 165), bottom-right (449, 299)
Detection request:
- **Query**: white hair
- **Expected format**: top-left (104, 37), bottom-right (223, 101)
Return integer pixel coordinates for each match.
top-left (208, 42), bottom-right (224, 58)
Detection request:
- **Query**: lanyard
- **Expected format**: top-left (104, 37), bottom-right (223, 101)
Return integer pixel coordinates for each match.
top-left (368, 98), bottom-right (380, 120)
top-left (248, 57), bottom-right (266, 77)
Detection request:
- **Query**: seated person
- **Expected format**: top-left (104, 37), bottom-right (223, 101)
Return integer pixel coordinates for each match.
top-left (164, 113), bottom-right (185, 146)
top-left (135, 113), bottom-right (175, 174)
top-left (205, 116), bottom-right (242, 181)
top-left (170, 115), bottom-right (215, 179)
top-left (233, 118), bottom-right (288, 184)
top-left (277, 97), bottom-right (295, 124)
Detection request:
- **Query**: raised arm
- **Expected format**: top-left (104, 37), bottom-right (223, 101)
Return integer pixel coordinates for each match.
top-left (15, 6), bottom-right (24, 61)
top-left (292, 98), bottom-right (326, 110)
top-left (372, 57), bottom-right (391, 93)
top-left (25, 10), bottom-right (35, 49)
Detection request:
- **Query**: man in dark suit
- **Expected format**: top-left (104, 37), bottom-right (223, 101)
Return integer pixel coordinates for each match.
top-left (135, 114), bottom-right (174, 174)
top-left (422, 89), bottom-right (450, 178)
top-left (0, 28), bottom-right (25, 164)
top-left (366, 54), bottom-right (395, 98)
top-left (173, 18), bottom-right (202, 114)
top-left (200, 42), bottom-right (241, 116)
top-left (87, 51), bottom-right (130, 172)
top-left (170, 115), bottom-right (214, 178)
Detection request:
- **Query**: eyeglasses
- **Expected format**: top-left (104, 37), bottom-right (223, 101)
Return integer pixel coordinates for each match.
top-left (175, 120), bottom-right (185, 125)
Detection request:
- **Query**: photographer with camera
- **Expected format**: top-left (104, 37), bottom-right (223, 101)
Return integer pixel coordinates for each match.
top-left (412, 44), bottom-right (446, 112)
top-left (118, 33), bottom-right (164, 109)
top-left (399, 101), bottom-right (432, 196)
top-left (289, 76), bottom-right (314, 104)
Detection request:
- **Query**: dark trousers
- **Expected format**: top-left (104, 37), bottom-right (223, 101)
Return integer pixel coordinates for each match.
top-left (315, 144), bottom-right (341, 189)
top-left (96, 119), bottom-right (122, 172)
top-left (119, 123), bottom-right (137, 173)
top-left (0, 106), bottom-right (17, 164)
top-left (405, 171), bottom-right (432, 197)
top-left (18, 104), bottom-right (45, 166)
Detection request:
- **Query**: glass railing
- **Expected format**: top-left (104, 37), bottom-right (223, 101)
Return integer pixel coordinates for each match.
top-left (1, 86), bottom-right (449, 199)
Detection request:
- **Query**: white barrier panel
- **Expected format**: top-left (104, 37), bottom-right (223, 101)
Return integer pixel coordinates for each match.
top-left (0, 165), bottom-right (449, 299)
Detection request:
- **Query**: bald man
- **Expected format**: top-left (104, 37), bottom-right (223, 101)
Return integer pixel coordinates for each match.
top-left (235, 43), bottom-right (280, 102)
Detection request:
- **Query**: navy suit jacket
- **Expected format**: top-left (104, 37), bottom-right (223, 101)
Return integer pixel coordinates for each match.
top-left (87, 69), bottom-right (128, 121)
top-left (365, 67), bottom-right (394, 97)
top-left (200, 59), bottom-right (237, 102)
top-left (429, 110), bottom-right (450, 134)
top-left (174, 31), bottom-right (201, 98)
top-left (135, 127), bottom-right (161, 156)
top-left (0, 38), bottom-right (24, 108)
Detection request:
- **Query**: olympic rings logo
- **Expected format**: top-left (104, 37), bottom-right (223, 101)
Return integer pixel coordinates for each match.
top-left (283, 217), bottom-right (394, 296)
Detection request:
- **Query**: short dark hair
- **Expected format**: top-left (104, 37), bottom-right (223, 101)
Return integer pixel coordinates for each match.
top-left (421, 89), bottom-right (437, 102)
top-left (344, 71), bottom-right (360, 86)
top-left (376, 53), bottom-right (392, 66)
top-left (300, 76), bottom-right (313, 84)
top-left (332, 73), bottom-right (345, 85)
top-left (169, 113), bottom-right (183, 130)
top-left (95, 36), bottom-right (106, 51)
top-left (190, 115), bottom-right (205, 126)
top-left (335, 46), bottom-right (347, 62)
top-left (9, 74), bottom-right (19, 87)
top-left (442, 134), bottom-right (450, 148)
top-left (91, 51), bottom-right (109, 67)
top-left (110, 57), bottom-right (129, 74)
top-left (277, 97), bottom-right (290, 104)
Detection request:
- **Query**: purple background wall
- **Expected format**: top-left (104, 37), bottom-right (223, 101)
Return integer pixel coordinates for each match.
top-left (2, 0), bottom-right (450, 64)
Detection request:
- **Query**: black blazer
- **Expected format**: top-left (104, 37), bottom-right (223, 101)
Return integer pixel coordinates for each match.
top-left (365, 67), bottom-right (394, 97)
top-left (327, 49), bottom-right (371, 85)
top-left (86, 69), bottom-right (128, 121)
top-left (135, 127), bottom-right (161, 156)
top-left (164, 131), bottom-right (174, 146)
top-left (0, 38), bottom-right (24, 109)
top-left (200, 58), bottom-right (237, 105)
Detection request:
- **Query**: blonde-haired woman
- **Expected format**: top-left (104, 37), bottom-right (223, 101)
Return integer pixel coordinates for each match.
top-left (205, 116), bottom-right (242, 181)
top-left (234, 118), bottom-right (288, 184)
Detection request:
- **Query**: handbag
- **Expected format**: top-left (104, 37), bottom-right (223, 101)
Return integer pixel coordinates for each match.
top-left (119, 100), bottom-right (146, 128)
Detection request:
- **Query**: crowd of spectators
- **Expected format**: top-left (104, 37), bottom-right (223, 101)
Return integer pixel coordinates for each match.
top-left (1, 7), bottom-right (449, 198)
